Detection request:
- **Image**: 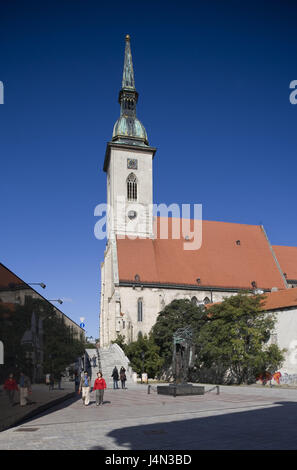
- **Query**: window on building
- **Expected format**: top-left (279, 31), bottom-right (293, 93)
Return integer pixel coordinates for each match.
top-left (127, 173), bottom-right (137, 201)
top-left (203, 297), bottom-right (211, 304)
top-left (191, 296), bottom-right (198, 306)
top-left (137, 298), bottom-right (143, 322)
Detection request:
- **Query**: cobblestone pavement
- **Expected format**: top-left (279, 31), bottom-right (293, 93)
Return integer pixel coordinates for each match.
top-left (1, 384), bottom-right (297, 450)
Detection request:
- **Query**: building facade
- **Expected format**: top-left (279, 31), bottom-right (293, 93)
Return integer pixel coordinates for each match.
top-left (99, 36), bottom-right (297, 347)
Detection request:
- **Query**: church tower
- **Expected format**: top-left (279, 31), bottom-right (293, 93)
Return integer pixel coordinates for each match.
top-left (100, 35), bottom-right (157, 347)
top-left (103, 35), bottom-right (157, 240)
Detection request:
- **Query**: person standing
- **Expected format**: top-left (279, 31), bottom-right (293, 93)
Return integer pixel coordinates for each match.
top-left (4, 373), bottom-right (19, 406)
top-left (93, 371), bottom-right (106, 406)
top-left (49, 374), bottom-right (54, 390)
top-left (19, 372), bottom-right (32, 406)
top-left (111, 366), bottom-right (119, 389)
top-left (79, 371), bottom-right (92, 406)
top-left (57, 372), bottom-right (64, 390)
top-left (92, 355), bottom-right (97, 367)
top-left (120, 367), bottom-right (127, 389)
top-left (74, 372), bottom-right (80, 392)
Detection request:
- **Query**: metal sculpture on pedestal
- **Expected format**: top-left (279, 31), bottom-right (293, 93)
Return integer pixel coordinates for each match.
top-left (173, 326), bottom-right (195, 384)
top-left (157, 324), bottom-right (205, 396)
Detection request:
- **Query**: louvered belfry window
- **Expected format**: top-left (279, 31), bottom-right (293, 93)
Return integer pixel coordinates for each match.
top-left (127, 173), bottom-right (137, 201)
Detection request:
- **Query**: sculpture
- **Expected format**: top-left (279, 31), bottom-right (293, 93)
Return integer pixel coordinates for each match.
top-left (172, 326), bottom-right (195, 384)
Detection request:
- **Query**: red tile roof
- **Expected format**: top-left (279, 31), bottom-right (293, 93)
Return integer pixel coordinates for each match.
top-left (116, 218), bottom-right (287, 291)
top-left (0, 263), bottom-right (25, 289)
top-left (272, 245), bottom-right (297, 281)
top-left (260, 288), bottom-right (297, 311)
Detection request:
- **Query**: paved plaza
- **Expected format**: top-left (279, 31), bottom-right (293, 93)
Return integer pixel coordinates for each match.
top-left (1, 383), bottom-right (297, 450)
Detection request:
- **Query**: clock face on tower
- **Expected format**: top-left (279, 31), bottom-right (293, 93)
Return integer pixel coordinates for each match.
top-left (127, 158), bottom-right (138, 170)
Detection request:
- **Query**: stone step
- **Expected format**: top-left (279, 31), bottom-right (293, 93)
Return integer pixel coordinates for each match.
top-left (97, 343), bottom-right (136, 387)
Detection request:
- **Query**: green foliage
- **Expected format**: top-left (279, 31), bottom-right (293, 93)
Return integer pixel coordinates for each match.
top-left (124, 332), bottom-right (164, 378)
top-left (111, 334), bottom-right (127, 354)
top-left (150, 299), bottom-right (207, 369)
top-left (0, 301), bottom-right (33, 381)
top-left (0, 297), bottom-right (85, 383)
top-left (199, 293), bottom-right (285, 384)
top-left (149, 295), bottom-right (285, 385)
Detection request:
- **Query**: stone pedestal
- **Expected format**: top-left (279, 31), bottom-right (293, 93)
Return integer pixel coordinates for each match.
top-left (157, 383), bottom-right (205, 396)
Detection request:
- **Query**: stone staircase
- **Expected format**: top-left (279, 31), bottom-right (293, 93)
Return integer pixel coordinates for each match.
top-left (96, 343), bottom-right (135, 389)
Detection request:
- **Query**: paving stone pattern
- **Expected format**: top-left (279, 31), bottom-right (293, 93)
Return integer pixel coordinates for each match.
top-left (1, 384), bottom-right (297, 450)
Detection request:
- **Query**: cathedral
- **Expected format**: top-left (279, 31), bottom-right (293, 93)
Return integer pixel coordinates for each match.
top-left (99, 36), bottom-right (297, 348)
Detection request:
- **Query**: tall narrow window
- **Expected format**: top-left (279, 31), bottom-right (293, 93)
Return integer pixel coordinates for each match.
top-left (137, 298), bottom-right (143, 322)
top-left (191, 296), bottom-right (198, 306)
top-left (127, 173), bottom-right (137, 201)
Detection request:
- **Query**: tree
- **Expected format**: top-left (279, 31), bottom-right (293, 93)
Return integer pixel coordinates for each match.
top-left (111, 334), bottom-right (127, 354)
top-left (0, 297), bottom-right (85, 383)
top-left (124, 332), bottom-right (164, 378)
top-left (201, 293), bottom-right (285, 384)
top-left (150, 299), bottom-right (207, 371)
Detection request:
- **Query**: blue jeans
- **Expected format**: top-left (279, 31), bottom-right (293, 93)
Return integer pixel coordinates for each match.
top-left (113, 380), bottom-right (119, 389)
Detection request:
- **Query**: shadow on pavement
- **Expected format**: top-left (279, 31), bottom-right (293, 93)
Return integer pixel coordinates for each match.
top-left (94, 401), bottom-right (297, 450)
top-left (16, 394), bottom-right (81, 427)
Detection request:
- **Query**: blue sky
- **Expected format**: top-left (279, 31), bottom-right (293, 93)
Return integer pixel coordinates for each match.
top-left (1, 0), bottom-right (297, 338)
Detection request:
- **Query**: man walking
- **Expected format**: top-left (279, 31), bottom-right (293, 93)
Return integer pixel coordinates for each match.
top-left (79, 371), bottom-right (92, 406)
top-left (111, 366), bottom-right (119, 389)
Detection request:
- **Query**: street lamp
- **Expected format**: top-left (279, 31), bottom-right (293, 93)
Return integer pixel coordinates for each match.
top-left (48, 299), bottom-right (63, 304)
top-left (28, 283), bottom-right (46, 289)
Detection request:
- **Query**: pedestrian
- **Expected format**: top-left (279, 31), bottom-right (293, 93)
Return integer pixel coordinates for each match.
top-left (49, 374), bottom-right (55, 390)
top-left (74, 372), bottom-right (80, 392)
top-left (92, 355), bottom-right (97, 367)
top-left (111, 366), bottom-right (119, 389)
top-left (120, 366), bottom-right (127, 389)
top-left (93, 371), bottom-right (106, 406)
top-left (3, 373), bottom-right (19, 406)
top-left (19, 372), bottom-right (32, 406)
top-left (78, 371), bottom-right (92, 406)
top-left (58, 372), bottom-right (64, 390)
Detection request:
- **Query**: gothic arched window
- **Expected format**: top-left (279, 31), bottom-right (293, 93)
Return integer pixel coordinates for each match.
top-left (203, 297), bottom-right (210, 305)
top-left (127, 173), bottom-right (137, 201)
top-left (137, 298), bottom-right (143, 322)
top-left (191, 296), bottom-right (198, 306)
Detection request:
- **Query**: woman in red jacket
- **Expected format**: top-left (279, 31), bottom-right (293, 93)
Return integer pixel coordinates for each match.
top-left (93, 371), bottom-right (106, 406)
top-left (4, 373), bottom-right (19, 406)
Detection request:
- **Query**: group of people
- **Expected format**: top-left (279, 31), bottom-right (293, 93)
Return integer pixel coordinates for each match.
top-left (45, 373), bottom-right (64, 390)
top-left (77, 365), bottom-right (127, 407)
top-left (78, 371), bottom-right (106, 406)
top-left (111, 366), bottom-right (127, 389)
top-left (3, 372), bottom-right (32, 407)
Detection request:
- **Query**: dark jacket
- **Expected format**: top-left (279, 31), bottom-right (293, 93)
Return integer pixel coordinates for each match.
top-left (120, 368), bottom-right (126, 381)
top-left (111, 368), bottom-right (119, 380)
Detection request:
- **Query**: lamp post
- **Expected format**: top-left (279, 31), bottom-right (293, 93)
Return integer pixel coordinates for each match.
top-left (141, 351), bottom-right (145, 384)
top-left (48, 299), bottom-right (63, 304)
top-left (28, 283), bottom-right (46, 289)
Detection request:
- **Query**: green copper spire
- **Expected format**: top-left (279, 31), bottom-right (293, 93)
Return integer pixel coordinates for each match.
top-left (122, 34), bottom-right (135, 90)
top-left (112, 35), bottom-right (149, 146)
